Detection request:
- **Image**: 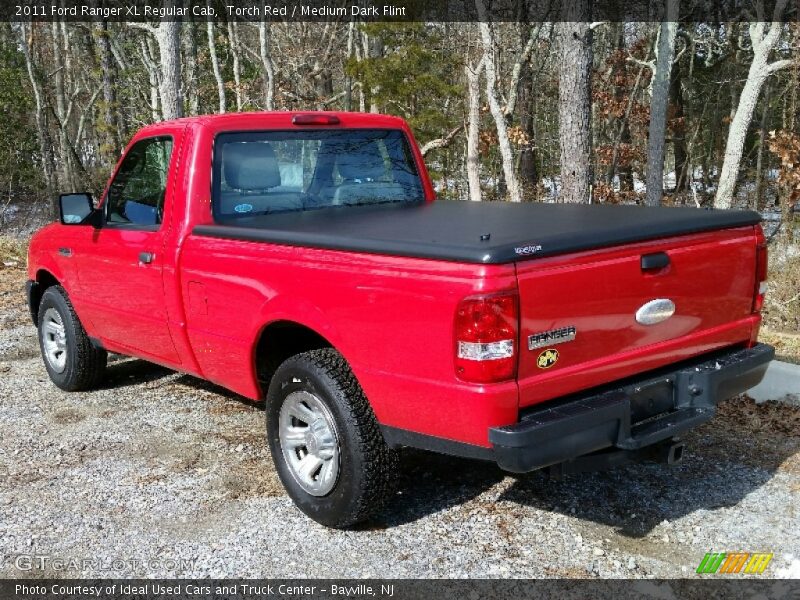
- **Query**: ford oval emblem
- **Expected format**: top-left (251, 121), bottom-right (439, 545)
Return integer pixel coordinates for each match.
top-left (635, 299), bottom-right (675, 325)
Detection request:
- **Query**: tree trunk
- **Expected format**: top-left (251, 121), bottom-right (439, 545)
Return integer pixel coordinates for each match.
top-left (156, 18), bottom-right (182, 120)
top-left (465, 60), bottom-right (483, 202)
top-left (780, 57), bottom-right (798, 249)
top-left (716, 56), bottom-right (769, 208)
top-left (353, 39), bottom-right (366, 111)
top-left (15, 23), bottom-right (56, 194)
top-left (715, 5), bottom-right (788, 208)
top-left (345, 22), bottom-right (355, 111)
top-left (183, 22), bottom-right (199, 116)
top-left (646, 8), bottom-right (678, 207)
top-left (753, 80), bottom-right (771, 210)
top-left (94, 19), bottom-right (122, 161)
top-left (311, 58), bottom-right (333, 107)
top-left (556, 12), bottom-right (592, 203)
top-left (228, 21), bottom-right (243, 112)
top-left (681, 34), bottom-right (698, 199)
top-left (477, 16), bottom-right (522, 202)
top-left (140, 38), bottom-right (161, 122)
top-left (363, 31), bottom-right (382, 113)
top-left (206, 21), bottom-right (226, 114)
top-left (516, 24), bottom-right (539, 193)
top-left (669, 52), bottom-right (688, 192)
top-left (258, 20), bottom-right (275, 110)
top-left (608, 63), bottom-right (645, 190)
top-left (50, 21), bottom-right (73, 189)
top-left (503, 22), bottom-right (539, 120)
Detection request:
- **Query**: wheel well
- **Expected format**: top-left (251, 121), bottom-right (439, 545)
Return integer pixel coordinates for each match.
top-left (29, 270), bottom-right (60, 324)
top-left (255, 321), bottom-right (333, 397)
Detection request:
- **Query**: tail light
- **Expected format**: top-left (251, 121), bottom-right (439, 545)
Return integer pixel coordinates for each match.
top-left (752, 228), bottom-right (768, 313)
top-left (454, 292), bottom-right (518, 383)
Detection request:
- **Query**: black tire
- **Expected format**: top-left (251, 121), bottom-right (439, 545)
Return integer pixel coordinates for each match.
top-left (266, 348), bottom-right (398, 528)
top-left (37, 286), bottom-right (107, 391)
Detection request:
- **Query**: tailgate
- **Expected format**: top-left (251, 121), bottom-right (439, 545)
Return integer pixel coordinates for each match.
top-left (515, 226), bottom-right (758, 408)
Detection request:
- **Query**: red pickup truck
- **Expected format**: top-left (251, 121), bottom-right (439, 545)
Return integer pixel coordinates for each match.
top-left (27, 112), bottom-right (773, 527)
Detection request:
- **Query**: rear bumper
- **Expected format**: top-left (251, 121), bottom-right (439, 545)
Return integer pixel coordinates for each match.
top-left (489, 343), bottom-right (774, 473)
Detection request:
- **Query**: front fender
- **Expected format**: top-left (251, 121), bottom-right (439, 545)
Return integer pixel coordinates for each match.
top-left (27, 225), bottom-right (71, 292)
top-left (25, 280), bottom-right (40, 325)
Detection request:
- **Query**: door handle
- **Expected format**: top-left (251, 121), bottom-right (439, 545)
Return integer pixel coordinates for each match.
top-left (58, 247), bottom-right (72, 257)
top-left (139, 251), bottom-right (154, 264)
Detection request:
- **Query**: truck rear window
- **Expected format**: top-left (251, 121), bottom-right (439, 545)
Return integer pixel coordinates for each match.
top-left (211, 129), bottom-right (424, 221)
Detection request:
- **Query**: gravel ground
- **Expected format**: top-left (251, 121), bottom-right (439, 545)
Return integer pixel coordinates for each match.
top-left (0, 265), bottom-right (799, 579)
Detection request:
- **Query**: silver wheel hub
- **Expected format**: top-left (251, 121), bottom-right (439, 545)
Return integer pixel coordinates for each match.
top-left (279, 390), bottom-right (340, 496)
top-left (41, 307), bottom-right (67, 374)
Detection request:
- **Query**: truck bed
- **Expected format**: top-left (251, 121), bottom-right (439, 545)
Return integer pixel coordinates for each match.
top-left (193, 200), bottom-right (761, 264)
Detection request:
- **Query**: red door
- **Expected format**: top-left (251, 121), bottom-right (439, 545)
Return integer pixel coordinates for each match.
top-left (71, 134), bottom-right (181, 365)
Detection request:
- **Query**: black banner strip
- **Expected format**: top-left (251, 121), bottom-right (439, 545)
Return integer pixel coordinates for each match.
top-left (1, 579), bottom-right (799, 600)
top-left (4, 0), bottom-right (800, 23)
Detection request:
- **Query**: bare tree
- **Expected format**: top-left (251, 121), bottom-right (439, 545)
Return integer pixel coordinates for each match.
top-left (132, 13), bottom-right (183, 121)
top-left (465, 58), bottom-right (484, 202)
top-left (140, 37), bottom-right (161, 122)
top-left (182, 22), bottom-right (199, 116)
top-left (353, 28), bottom-right (367, 112)
top-left (512, 23), bottom-right (549, 192)
top-left (14, 22), bottom-right (56, 193)
top-left (715, 0), bottom-right (794, 208)
top-left (503, 23), bottom-right (541, 119)
top-left (258, 20), bottom-right (276, 110)
top-left (94, 19), bottom-right (123, 158)
top-left (363, 30), bottom-right (383, 113)
top-left (669, 52), bottom-right (689, 192)
top-left (206, 21), bottom-right (226, 114)
top-left (228, 21), bottom-right (243, 111)
top-left (646, 0), bottom-right (679, 206)
top-left (344, 22), bottom-right (355, 110)
top-left (753, 80), bottom-right (771, 209)
top-left (556, 8), bottom-right (593, 203)
top-left (476, 6), bottom-right (522, 202)
top-left (50, 21), bottom-right (76, 189)
top-left (157, 19), bottom-right (183, 120)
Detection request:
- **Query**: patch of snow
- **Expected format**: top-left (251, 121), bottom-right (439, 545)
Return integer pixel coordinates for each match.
top-left (775, 557), bottom-right (800, 579)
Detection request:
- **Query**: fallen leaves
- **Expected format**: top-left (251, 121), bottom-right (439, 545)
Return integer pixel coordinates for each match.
top-left (717, 395), bottom-right (800, 437)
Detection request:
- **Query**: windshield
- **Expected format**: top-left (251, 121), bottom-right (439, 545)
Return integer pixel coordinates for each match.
top-left (212, 129), bottom-right (424, 222)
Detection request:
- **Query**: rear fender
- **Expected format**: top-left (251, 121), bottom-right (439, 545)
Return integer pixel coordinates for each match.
top-left (253, 295), bottom-right (345, 358)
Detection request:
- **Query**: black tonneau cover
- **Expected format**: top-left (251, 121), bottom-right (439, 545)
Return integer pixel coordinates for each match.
top-left (193, 200), bottom-right (761, 264)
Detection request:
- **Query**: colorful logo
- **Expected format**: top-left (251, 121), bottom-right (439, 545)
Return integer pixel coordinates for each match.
top-left (696, 552), bottom-right (773, 574)
top-left (536, 348), bottom-right (559, 369)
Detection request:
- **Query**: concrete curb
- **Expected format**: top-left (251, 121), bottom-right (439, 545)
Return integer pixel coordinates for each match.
top-left (748, 360), bottom-right (800, 406)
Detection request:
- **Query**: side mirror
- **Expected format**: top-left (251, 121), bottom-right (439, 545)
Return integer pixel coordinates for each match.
top-left (58, 193), bottom-right (102, 228)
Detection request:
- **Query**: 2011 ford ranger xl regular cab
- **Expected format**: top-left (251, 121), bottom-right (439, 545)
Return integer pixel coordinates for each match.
top-left (26, 112), bottom-right (773, 527)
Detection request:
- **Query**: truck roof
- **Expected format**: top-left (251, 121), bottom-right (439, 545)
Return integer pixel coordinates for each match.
top-left (137, 111), bottom-right (409, 135)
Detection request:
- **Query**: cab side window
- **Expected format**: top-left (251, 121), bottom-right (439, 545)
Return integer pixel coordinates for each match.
top-left (105, 136), bottom-right (173, 227)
